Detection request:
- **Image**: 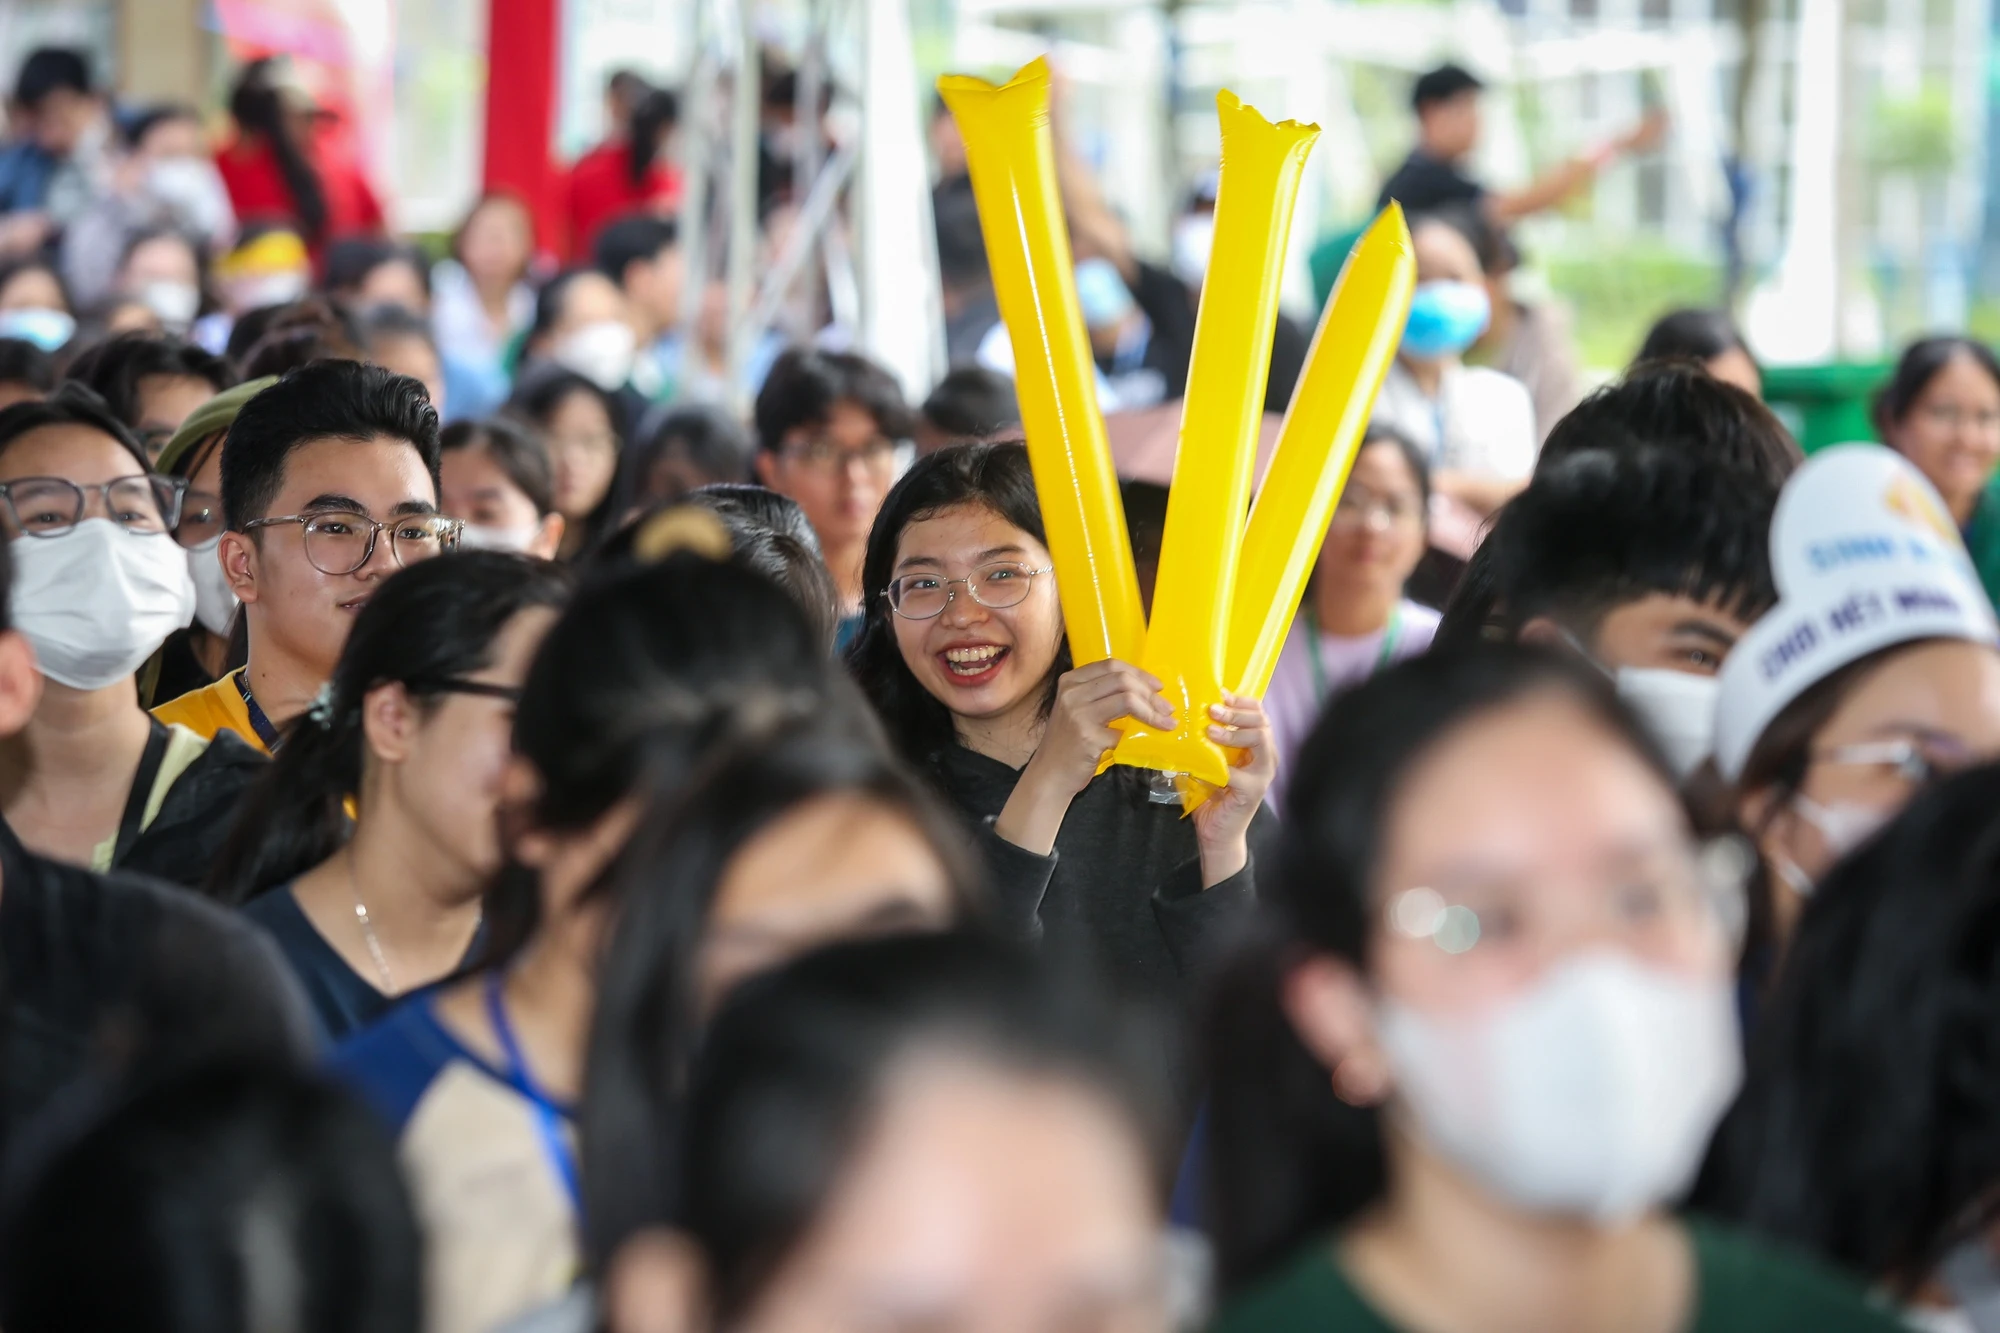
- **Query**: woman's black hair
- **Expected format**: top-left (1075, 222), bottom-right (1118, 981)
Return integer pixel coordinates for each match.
top-left (440, 416), bottom-right (556, 516)
top-left (580, 721), bottom-right (985, 1267)
top-left (480, 547), bottom-right (841, 967)
top-left (848, 441), bottom-right (1071, 764)
top-left (1204, 644), bottom-right (1675, 1294)
top-left (506, 364), bottom-right (628, 548)
top-left (686, 482), bottom-right (822, 554)
top-left (204, 552), bottom-right (573, 905)
top-left (1874, 335), bottom-right (2000, 440)
top-left (60, 331), bottom-right (234, 432)
top-left (628, 87), bottom-right (680, 189)
top-left (238, 298), bottom-right (364, 382)
top-left (593, 500), bottom-right (840, 653)
top-left (525, 269), bottom-right (615, 355)
top-left (0, 380), bottom-right (150, 471)
top-left (0, 338), bottom-right (55, 394)
top-left (663, 933), bottom-right (1171, 1325)
top-left (1695, 761), bottom-right (2000, 1292)
top-left (619, 402), bottom-right (755, 512)
top-left (1635, 308), bottom-right (1753, 371)
top-left (227, 58), bottom-right (329, 244)
top-left (0, 256), bottom-right (72, 316)
top-left (0, 1061), bottom-right (420, 1333)
top-left (324, 238), bottom-right (431, 306)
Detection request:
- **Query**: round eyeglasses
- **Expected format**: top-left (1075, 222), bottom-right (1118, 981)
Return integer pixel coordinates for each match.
top-left (240, 510), bottom-right (463, 575)
top-left (0, 475), bottom-right (186, 538)
top-left (884, 562), bottom-right (1053, 620)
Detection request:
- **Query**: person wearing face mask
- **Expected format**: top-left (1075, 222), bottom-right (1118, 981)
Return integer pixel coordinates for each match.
top-left (59, 105), bottom-right (236, 313)
top-left (1715, 445), bottom-right (2000, 963)
top-left (439, 417), bottom-right (565, 558)
top-left (1372, 215), bottom-right (1537, 554)
top-left (0, 257), bottom-right (77, 355)
top-left (1205, 644), bottom-right (1901, 1333)
top-left (1441, 445), bottom-right (1780, 780)
top-left (141, 377), bottom-right (275, 708)
top-left (1696, 762), bottom-right (2000, 1333)
top-left (1875, 336), bottom-right (2000, 612)
top-left (523, 268), bottom-right (644, 404)
top-left (507, 368), bottom-right (627, 560)
top-left (151, 361), bottom-right (458, 752)
top-left (207, 553), bottom-right (569, 1044)
top-left (0, 385), bottom-right (266, 889)
top-left (1264, 428), bottom-right (1439, 791)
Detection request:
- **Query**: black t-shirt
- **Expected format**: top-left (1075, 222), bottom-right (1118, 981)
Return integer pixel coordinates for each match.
top-left (241, 884), bottom-right (393, 1046)
top-left (0, 822), bottom-right (313, 1163)
top-left (1376, 149), bottom-right (1485, 215)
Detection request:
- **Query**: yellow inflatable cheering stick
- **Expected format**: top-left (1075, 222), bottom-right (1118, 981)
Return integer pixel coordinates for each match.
top-left (935, 58), bottom-right (1145, 668)
top-left (1108, 92), bottom-right (1318, 791)
top-left (1226, 204), bottom-right (1417, 698)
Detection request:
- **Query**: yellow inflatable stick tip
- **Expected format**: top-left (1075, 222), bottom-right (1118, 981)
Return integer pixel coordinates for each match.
top-left (1223, 200), bottom-right (1418, 699)
top-left (937, 54), bottom-right (1145, 671)
top-left (1110, 90), bottom-right (1317, 793)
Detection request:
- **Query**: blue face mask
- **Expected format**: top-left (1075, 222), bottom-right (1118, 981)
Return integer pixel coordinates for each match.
top-left (1401, 280), bottom-right (1491, 361)
top-left (0, 307), bottom-right (75, 353)
top-left (1074, 257), bottom-right (1137, 329)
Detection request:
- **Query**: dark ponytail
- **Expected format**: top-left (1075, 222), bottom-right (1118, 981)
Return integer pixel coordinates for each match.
top-left (473, 545), bottom-right (848, 971)
top-left (228, 58), bottom-right (329, 244)
top-left (628, 87), bottom-right (679, 190)
top-left (204, 552), bottom-right (572, 906)
top-left (1205, 644), bottom-right (1674, 1294)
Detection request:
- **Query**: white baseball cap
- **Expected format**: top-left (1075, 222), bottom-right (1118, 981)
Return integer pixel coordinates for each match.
top-left (1713, 444), bottom-right (1999, 782)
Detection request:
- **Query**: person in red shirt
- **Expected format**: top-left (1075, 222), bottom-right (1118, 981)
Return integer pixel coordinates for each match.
top-left (213, 57), bottom-right (384, 257)
top-left (564, 85), bottom-right (680, 262)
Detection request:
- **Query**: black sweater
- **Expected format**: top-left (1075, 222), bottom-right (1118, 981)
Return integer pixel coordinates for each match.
top-left (932, 745), bottom-right (1273, 1006)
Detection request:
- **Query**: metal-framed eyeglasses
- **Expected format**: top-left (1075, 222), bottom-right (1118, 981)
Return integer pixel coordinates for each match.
top-left (240, 509), bottom-right (463, 576)
top-left (884, 562), bottom-right (1054, 620)
top-left (0, 474), bottom-right (187, 537)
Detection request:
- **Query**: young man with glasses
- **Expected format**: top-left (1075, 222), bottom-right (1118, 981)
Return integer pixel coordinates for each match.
top-left (153, 360), bottom-right (457, 750)
top-left (753, 347), bottom-right (915, 647)
top-left (0, 384), bottom-right (268, 888)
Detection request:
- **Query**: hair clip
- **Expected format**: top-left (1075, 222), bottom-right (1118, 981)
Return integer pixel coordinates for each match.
top-left (306, 681), bottom-right (338, 730)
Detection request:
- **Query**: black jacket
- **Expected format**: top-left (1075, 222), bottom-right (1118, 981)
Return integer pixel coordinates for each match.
top-left (0, 821), bottom-right (313, 1164)
top-left (932, 745), bottom-right (1273, 1007)
top-left (116, 728), bottom-right (265, 889)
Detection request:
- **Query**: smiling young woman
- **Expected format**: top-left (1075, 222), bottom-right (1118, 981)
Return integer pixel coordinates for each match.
top-left (848, 442), bottom-right (1277, 1017)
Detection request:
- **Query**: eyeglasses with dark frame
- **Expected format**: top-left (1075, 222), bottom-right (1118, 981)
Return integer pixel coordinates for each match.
top-left (240, 509), bottom-right (463, 576)
top-left (884, 562), bottom-right (1054, 620)
top-left (0, 475), bottom-right (187, 538)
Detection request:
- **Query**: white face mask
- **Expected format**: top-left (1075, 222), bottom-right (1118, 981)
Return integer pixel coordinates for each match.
top-left (1171, 212), bottom-right (1216, 286)
top-left (145, 156), bottom-right (234, 242)
top-left (1616, 668), bottom-right (1720, 780)
top-left (10, 521), bottom-right (195, 690)
top-left (185, 535), bottom-right (238, 636)
top-left (1773, 793), bottom-right (1894, 898)
top-left (553, 320), bottom-right (637, 391)
top-left (1377, 949), bottom-right (1742, 1223)
top-left (454, 522), bottom-right (538, 553)
top-left (137, 279), bottom-right (201, 334)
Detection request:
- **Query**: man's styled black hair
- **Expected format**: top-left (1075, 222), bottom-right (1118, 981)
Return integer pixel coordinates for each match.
top-left (61, 333), bottom-right (234, 433)
top-left (220, 359), bottom-right (441, 530)
top-left (753, 347), bottom-right (915, 454)
top-left (13, 48), bottom-right (91, 109)
top-left (1411, 62), bottom-right (1483, 112)
top-left (1461, 445), bottom-right (1778, 642)
top-left (593, 214), bottom-right (679, 288)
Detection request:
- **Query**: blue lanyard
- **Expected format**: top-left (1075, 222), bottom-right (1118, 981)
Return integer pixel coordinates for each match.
top-left (232, 669), bottom-right (282, 751)
top-left (483, 972), bottom-right (582, 1214)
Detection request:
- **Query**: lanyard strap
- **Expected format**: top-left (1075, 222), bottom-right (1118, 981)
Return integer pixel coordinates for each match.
top-left (232, 669), bottom-right (282, 751)
top-left (110, 720), bottom-right (172, 866)
top-left (483, 972), bottom-right (582, 1214)
top-left (1304, 603), bottom-right (1405, 706)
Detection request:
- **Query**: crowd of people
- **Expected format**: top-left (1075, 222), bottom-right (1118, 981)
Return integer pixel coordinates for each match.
top-left (0, 35), bottom-right (1999, 1333)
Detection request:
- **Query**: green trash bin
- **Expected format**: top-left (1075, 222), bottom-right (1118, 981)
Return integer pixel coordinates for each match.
top-left (1759, 362), bottom-right (1892, 453)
